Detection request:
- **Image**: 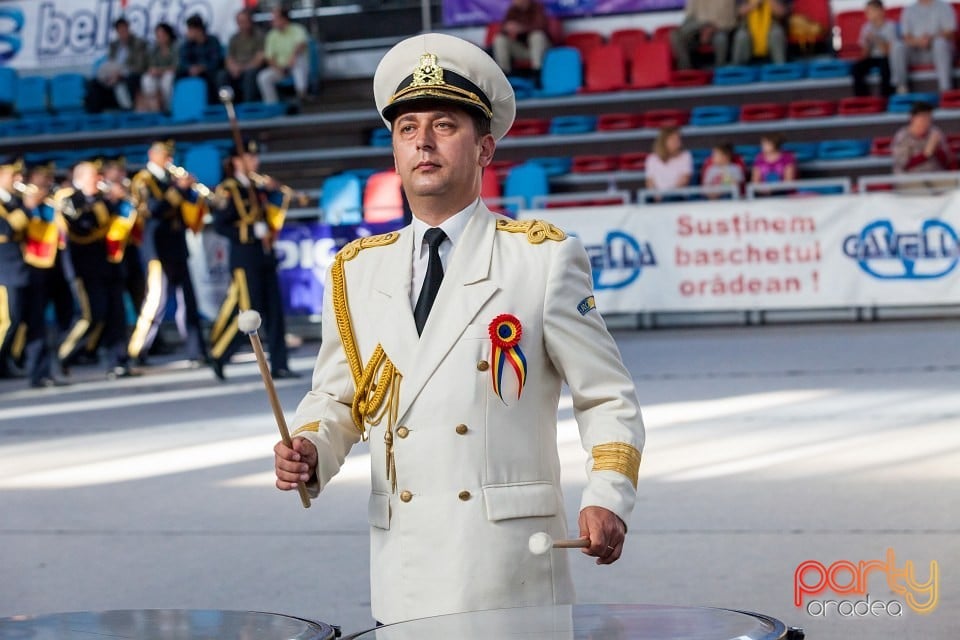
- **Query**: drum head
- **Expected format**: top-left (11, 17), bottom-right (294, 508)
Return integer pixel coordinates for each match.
top-left (0, 609), bottom-right (337, 640)
top-left (348, 604), bottom-right (789, 640)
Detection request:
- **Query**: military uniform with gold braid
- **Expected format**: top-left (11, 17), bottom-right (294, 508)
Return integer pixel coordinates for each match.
top-left (0, 157), bottom-right (27, 378)
top-left (55, 166), bottom-right (135, 377)
top-left (208, 139), bottom-right (294, 379)
top-left (287, 34), bottom-right (645, 625)
top-left (127, 142), bottom-right (208, 363)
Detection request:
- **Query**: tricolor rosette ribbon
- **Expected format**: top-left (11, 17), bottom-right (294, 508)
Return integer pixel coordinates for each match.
top-left (488, 314), bottom-right (527, 401)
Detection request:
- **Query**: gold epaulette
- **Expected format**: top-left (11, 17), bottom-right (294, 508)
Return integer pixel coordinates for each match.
top-left (495, 219), bottom-right (567, 244)
top-left (336, 231), bottom-right (401, 262)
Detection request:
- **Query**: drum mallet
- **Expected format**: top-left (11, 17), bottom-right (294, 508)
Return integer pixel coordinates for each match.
top-left (238, 309), bottom-right (311, 509)
top-left (528, 532), bottom-right (590, 555)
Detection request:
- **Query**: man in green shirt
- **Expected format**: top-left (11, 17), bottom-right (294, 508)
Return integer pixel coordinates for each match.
top-left (218, 9), bottom-right (265, 103)
top-left (256, 7), bottom-right (312, 104)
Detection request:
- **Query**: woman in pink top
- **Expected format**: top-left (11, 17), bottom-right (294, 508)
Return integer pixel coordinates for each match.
top-left (645, 126), bottom-right (693, 195)
top-left (751, 132), bottom-right (797, 183)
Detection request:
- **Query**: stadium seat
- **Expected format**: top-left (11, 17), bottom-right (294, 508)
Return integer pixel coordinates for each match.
top-left (837, 96), bottom-right (886, 115)
top-left (643, 109), bottom-right (689, 128)
top-left (117, 111), bottom-right (166, 128)
top-left (817, 139), bottom-right (870, 160)
top-left (507, 76), bottom-right (537, 99)
top-left (14, 76), bottom-right (48, 115)
top-left (787, 99), bottom-right (836, 118)
top-left (183, 144), bottom-right (222, 188)
top-left (170, 77), bottom-right (207, 123)
top-left (481, 166), bottom-right (501, 203)
top-left (508, 118), bottom-right (549, 136)
top-left (759, 62), bottom-right (807, 82)
top-left (0, 67), bottom-right (17, 109)
top-left (807, 59), bottom-right (852, 79)
top-left (369, 127), bottom-right (392, 147)
top-left (734, 144), bottom-right (761, 161)
top-left (947, 134), bottom-right (960, 155)
top-left (201, 104), bottom-right (228, 122)
top-left (538, 47), bottom-right (582, 97)
top-left (939, 89), bottom-right (960, 109)
top-left (528, 156), bottom-right (572, 177)
top-left (564, 31), bottom-right (604, 58)
top-left (690, 105), bottom-right (739, 126)
top-left (572, 155), bottom-right (619, 173)
top-left (741, 103), bottom-right (787, 122)
top-left (41, 115), bottom-right (82, 134)
top-left (652, 25), bottom-right (676, 43)
top-left (5, 118), bottom-right (45, 137)
top-left (783, 141), bottom-right (819, 163)
top-left (628, 41), bottom-right (672, 89)
top-left (491, 160), bottom-right (518, 181)
top-left (504, 162), bottom-right (549, 212)
top-left (835, 11), bottom-right (867, 60)
top-left (320, 172), bottom-right (363, 225)
top-left (363, 170), bottom-right (404, 223)
top-left (598, 113), bottom-right (643, 131)
top-left (49, 73), bottom-right (86, 113)
top-left (668, 70), bottom-right (712, 87)
top-left (870, 137), bottom-right (892, 156)
top-left (549, 115), bottom-right (597, 134)
top-left (789, 0), bottom-right (831, 50)
top-left (888, 92), bottom-right (939, 113)
top-left (713, 65), bottom-right (759, 85)
top-left (610, 29), bottom-right (648, 56)
top-left (583, 44), bottom-right (627, 93)
top-left (235, 102), bottom-right (286, 120)
top-left (80, 113), bottom-right (118, 131)
top-left (618, 152), bottom-right (648, 171)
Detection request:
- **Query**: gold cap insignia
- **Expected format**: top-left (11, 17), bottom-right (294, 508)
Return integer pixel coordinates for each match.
top-left (411, 52), bottom-right (444, 87)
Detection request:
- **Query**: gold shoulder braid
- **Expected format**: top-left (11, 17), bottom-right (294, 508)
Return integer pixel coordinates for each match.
top-left (495, 219), bottom-right (567, 244)
top-left (321, 231), bottom-right (405, 492)
top-left (591, 442), bottom-right (642, 488)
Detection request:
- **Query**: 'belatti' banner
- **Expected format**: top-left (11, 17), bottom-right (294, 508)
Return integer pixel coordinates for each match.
top-left (443, 0), bottom-right (684, 27)
top-left (520, 192), bottom-right (960, 313)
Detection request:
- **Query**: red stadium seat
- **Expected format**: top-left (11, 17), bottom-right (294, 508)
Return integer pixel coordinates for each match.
top-left (642, 108), bottom-right (689, 128)
top-left (610, 28), bottom-right (648, 55)
top-left (835, 10), bottom-right (867, 60)
top-left (741, 103), bottom-right (788, 122)
top-left (618, 152), bottom-right (648, 171)
top-left (572, 155), bottom-right (619, 173)
top-left (948, 134), bottom-right (960, 155)
top-left (481, 167), bottom-right (503, 212)
top-left (838, 95), bottom-right (886, 115)
top-left (363, 170), bottom-right (404, 223)
top-left (940, 89), bottom-right (960, 109)
top-left (629, 41), bottom-right (672, 89)
top-left (564, 31), bottom-right (605, 58)
top-left (508, 118), bottom-right (549, 136)
top-left (598, 113), bottom-right (643, 131)
top-left (870, 136), bottom-right (892, 156)
top-left (787, 99), bottom-right (837, 118)
top-left (668, 69), bottom-right (712, 87)
top-left (583, 44), bottom-right (627, 93)
top-left (652, 25), bottom-right (676, 43)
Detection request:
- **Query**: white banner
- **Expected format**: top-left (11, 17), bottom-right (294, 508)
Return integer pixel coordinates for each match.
top-left (524, 192), bottom-right (960, 312)
top-left (0, 0), bottom-right (239, 72)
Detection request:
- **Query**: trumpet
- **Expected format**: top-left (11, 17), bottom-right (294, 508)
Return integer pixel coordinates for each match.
top-left (165, 162), bottom-right (218, 203)
top-left (249, 171), bottom-right (310, 206)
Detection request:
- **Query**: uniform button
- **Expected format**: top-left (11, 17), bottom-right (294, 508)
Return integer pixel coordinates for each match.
top-left (476, 360), bottom-right (489, 371)
top-left (400, 490), bottom-right (413, 503)
top-left (455, 424), bottom-right (468, 435)
top-left (458, 490), bottom-right (471, 501)
top-left (396, 426), bottom-right (409, 439)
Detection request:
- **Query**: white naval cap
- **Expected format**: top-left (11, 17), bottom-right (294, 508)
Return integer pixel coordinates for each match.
top-left (373, 32), bottom-right (517, 141)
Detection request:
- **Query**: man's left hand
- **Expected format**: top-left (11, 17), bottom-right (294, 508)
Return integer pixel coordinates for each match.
top-left (578, 506), bottom-right (626, 565)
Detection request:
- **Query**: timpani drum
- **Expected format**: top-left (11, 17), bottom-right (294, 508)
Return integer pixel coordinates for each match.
top-left (0, 609), bottom-right (338, 640)
top-left (345, 604), bottom-right (804, 640)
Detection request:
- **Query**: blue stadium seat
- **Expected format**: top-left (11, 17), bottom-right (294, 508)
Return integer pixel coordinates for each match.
top-left (690, 105), bottom-right (739, 126)
top-left (549, 115), bottom-right (597, 134)
top-left (183, 144), bottom-right (223, 188)
top-left (117, 112), bottom-right (166, 129)
top-left (713, 66), bottom-right (759, 85)
top-left (759, 62), bottom-right (807, 82)
top-left (369, 128), bottom-right (392, 147)
top-left (201, 104), bottom-right (228, 122)
top-left (807, 59), bottom-right (852, 79)
top-left (887, 92), bottom-right (939, 113)
top-left (81, 113), bottom-right (118, 131)
top-left (235, 102), bottom-right (286, 120)
top-left (5, 118), bottom-right (45, 137)
top-left (49, 73), bottom-right (86, 113)
top-left (0, 67), bottom-right (17, 108)
top-left (782, 141), bottom-right (819, 163)
top-left (527, 156), bottom-right (572, 177)
top-left (508, 76), bottom-right (536, 100)
top-left (122, 144), bottom-right (149, 161)
top-left (734, 144), bottom-right (761, 160)
top-left (170, 77), bottom-right (207, 123)
top-left (321, 173), bottom-right (363, 225)
top-left (537, 47), bottom-right (582, 97)
top-left (41, 114), bottom-right (83, 134)
top-left (817, 139), bottom-right (869, 160)
top-left (14, 76), bottom-right (48, 115)
top-left (504, 162), bottom-right (549, 213)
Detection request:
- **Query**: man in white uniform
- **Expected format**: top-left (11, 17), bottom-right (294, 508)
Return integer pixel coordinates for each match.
top-left (274, 33), bottom-right (645, 625)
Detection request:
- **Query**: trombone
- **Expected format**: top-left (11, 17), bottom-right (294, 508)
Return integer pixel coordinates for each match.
top-left (165, 162), bottom-right (222, 205)
top-left (249, 171), bottom-right (310, 206)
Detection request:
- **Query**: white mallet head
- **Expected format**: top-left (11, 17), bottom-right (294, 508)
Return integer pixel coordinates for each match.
top-left (528, 531), bottom-right (553, 555)
top-left (237, 310), bottom-right (262, 335)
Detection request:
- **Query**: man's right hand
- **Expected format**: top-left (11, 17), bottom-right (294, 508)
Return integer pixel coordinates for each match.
top-left (275, 437), bottom-right (318, 490)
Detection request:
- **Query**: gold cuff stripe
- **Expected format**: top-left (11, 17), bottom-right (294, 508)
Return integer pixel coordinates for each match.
top-left (293, 421), bottom-right (320, 436)
top-left (58, 278), bottom-right (92, 361)
top-left (495, 219), bottom-right (567, 244)
top-left (0, 286), bottom-right (11, 347)
top-left (591, 442), bottom-right (642, 488)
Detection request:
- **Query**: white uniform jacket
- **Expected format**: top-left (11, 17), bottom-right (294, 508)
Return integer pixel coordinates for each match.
top-left (291, 203), bottom-right (644, 624)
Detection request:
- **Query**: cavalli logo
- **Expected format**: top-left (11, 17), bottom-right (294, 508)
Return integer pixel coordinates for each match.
top-left (842, 219), bottom-right (959, 280)
top-left (582, 230), bottom-right (656, 290)
top-left (794, 549), bottom-right (938, 617)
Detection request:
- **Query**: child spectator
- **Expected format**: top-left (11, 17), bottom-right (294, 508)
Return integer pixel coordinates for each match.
top-left (892, 101), bottom-right (953, 173)
top-left (702, 143), bottom-right (746, 196)
top-left (851, 0), bottom-right (897, 97)
top-left (752, 133), bottom-right (796, 183)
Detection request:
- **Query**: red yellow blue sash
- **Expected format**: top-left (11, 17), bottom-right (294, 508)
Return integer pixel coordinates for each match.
top-left (488, 314), bottom-right (527, 401)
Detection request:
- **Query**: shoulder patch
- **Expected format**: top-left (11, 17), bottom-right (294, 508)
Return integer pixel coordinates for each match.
top-left (336, 231), bottom-right (400, 262)
top-left (496, 219), bottom-right (566, 244)
top-left (577, 295), bottom-right (596, 316)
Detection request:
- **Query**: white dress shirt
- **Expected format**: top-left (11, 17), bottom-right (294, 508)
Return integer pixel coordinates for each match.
top-left (409, 198), bottom-right (479, 308)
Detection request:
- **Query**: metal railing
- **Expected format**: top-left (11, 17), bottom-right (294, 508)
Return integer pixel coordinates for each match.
top-left (745, 178), bottom-right (852, 199)
top-left (636, 184), bottom-right (739, 204)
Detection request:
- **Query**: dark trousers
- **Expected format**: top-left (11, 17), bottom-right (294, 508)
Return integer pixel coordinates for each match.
top-left (0, 282), bottom-right (23, 376)
top-left (59, 272), bottom-right (129, 370)
top-left (128, 258), bottom-right (206, 361)
top-left (123, 245), bottom-right (147, 315)
top-left (216, 67), bottom-right (262, 103)
top-left (23, 266), bottom-right (56, 385)
top-left (852, 56), bottom-right (893, 96)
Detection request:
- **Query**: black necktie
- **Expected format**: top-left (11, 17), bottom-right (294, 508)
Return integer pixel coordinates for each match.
top-left (414, 227), bottom-right (447, 335)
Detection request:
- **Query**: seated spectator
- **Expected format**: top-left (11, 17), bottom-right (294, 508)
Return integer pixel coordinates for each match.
top-left (138, 23), bottom-right (178, 112)
top-left (257, 8), bottom-right (311, 105)
top-left (890, 0), bottom-right (956, 93)
top-left (732, 0), bottom-right (789, 65)
top-left (701, 143), bottom-right (746, 196)
top-left (852, 0), bottom-right (897, 97)
top-left (88, 18), bottom-right (148, 112)
top-left (752, 133), bottom-right (796, 183)
top-left (645, 127), bottom-right (693, 197)
top-left (492, 0), bottom-right (552, 75)
top-left (218, 9), bottom-right (265, 103)
top-left (177, 13), bottom-right (223, 103)
top-left (892, 101), bottom-right (953, 173)
top-left (669, 0), bottom-right (738, 70)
